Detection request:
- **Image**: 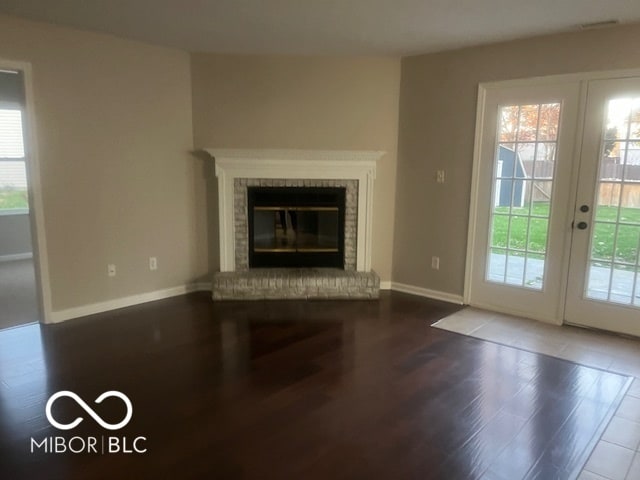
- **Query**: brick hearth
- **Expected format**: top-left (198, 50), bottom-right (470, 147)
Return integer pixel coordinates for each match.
top-left (212, 268), bottom-right (380, 300)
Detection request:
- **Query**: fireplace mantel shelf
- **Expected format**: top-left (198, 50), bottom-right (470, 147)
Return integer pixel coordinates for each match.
top-left (204, 148), bottom-right (385, 273)
top-left (204, 148), bottom-right (384, 164)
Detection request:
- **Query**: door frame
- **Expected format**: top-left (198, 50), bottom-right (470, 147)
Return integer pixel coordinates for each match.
top-left (464, 67), bottom-right (640, 325)
top-left (1, 57), bottom-right (52, 324)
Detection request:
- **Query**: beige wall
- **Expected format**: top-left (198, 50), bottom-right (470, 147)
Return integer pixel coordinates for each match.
top-left (394, 23), bottom-right (640, 296)
top-left (0, 15), bottom-right (200, 311)
top-left (9, 12), bottom-right (634, 311)
top-left (191, 54), bottom-right (401, 281)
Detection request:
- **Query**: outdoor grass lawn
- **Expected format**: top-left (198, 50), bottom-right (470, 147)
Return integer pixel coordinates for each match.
top-left (0, 189), bottom-right (28, 210)
top-left (492, 203), bottom-right (640, 263)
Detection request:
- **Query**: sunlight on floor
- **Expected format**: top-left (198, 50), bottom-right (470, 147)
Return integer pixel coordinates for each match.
top-left (433, 308), bottom-right (640, 480)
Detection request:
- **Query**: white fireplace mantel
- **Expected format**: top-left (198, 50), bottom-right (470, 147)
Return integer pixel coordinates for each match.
top-left (205, 149), bottom-right (384, 272)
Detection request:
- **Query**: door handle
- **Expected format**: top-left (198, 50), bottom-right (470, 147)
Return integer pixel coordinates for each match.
top-left (576, 221), bottom-right (588, 230)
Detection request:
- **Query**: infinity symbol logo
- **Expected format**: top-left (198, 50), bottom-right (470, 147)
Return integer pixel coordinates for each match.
top-left (45, 391), bottom-right (133, 431)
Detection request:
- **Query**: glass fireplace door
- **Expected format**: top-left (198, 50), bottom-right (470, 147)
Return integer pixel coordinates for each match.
top-left (248, 186), bottom-right (345, 268)
top-left (253, 207), bottom-right (340, 253)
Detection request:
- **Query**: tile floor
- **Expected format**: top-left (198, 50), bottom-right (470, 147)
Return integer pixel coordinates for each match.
top-left (433, 308), bottom-right (640, 480)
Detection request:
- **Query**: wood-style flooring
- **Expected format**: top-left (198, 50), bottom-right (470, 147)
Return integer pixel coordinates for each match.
top-left (0, 292), bottom-right (631, 479)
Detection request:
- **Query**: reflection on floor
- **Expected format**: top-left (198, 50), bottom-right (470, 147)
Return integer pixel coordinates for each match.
top-left (0, 258), bottom-right (38, 330)
top-left (433, 308), bottom-right (640, 480)
top-left (0, 292), bottom-right (629, 479)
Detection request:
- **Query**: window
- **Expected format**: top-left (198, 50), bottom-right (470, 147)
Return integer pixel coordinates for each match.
top-left (486, 102), bottom-right (561, 290)
top-left (0, 107), bottom-right (28, 214)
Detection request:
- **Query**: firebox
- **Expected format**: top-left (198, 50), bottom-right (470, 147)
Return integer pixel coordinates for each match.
top-left (248, 187), bottom-right (346, 268)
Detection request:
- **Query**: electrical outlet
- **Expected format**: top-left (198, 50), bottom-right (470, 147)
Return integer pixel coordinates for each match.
top-left (108, 264), bottom-right (116, 277)
top-left (431, 256), bottom-right (440, 270)
top-left (436, 170), bottom-right (445, 184)
top-left (149, 257), bottom-right (158, 271)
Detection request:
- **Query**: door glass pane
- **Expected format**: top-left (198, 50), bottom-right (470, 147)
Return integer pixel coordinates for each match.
top-left (506, 252), bottom-right (525, 286)
top-left (591, 222), bottom-right (615, 261)
top-left (508, 216), bottom-right (528, 250)
top-left (586, 97), bottom-right (640, 306)
top-left (487, 102), bottom-right (561, 289)
top-left (525, 253), bottom-right (545, 289)
top-left (488, 248), bottom-right (507, 282)
top-left (517, 105), bottom-right (539, 141)
top-left (527, 218), bottom-right (549, 253)
top-left (538, 104), bottom-right (560, 141)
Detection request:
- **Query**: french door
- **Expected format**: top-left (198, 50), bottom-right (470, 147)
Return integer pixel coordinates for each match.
top-left (565, 77), bottom-right (640, 336)
top-left (467, 74), bottom-right (640, 336)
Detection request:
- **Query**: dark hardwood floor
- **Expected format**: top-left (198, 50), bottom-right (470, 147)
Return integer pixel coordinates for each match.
top-left (0, 292), bottom-right (631, 479)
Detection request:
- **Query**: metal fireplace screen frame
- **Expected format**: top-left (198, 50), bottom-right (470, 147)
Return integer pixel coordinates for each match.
top-left (248, 186), bottom-right (346, 268)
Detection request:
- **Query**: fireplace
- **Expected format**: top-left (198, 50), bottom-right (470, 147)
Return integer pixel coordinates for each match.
top-left (207, 149), bottom-right (383, 300)
top-left (248, 187), bottom-right (346, 268)
top-left (207, 148), bottom-right (383, 273)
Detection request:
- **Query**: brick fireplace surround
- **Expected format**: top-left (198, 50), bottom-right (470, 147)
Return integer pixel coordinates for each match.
top-left (205, 149), bottom-right (383, 300)
top-left (235, 178), bottom-right (358, 271)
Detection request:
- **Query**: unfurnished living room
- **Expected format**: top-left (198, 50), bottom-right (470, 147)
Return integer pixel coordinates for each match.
top-left (1, 1), bottom-right (640, 479)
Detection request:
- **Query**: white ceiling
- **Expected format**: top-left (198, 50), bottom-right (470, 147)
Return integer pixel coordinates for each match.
top-left (0, 0), bottom-right (639, 56)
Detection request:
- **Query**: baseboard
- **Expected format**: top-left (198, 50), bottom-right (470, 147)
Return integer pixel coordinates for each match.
top-left (390, 282), bottom-right (464, 305)
top-left (49, 284), bottom-right (204, 323)
top-left (47, 280), bottom-right (462, 323)
top-left (0, 252), bottom-right (33, 262)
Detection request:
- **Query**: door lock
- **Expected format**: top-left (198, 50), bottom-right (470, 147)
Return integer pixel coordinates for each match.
top-left (576, 221), bottom-right (588, 230)
top-left (579, 205), bottom-right (590, 213)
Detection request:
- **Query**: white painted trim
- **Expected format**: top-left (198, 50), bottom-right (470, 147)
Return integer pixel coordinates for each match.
top-left (558, 81), bottom-right (589, 322)
top-left (0, 252), bottom-right (33, 262)
top-left (463, 83), bottom-right (487, 305)
top-left (391, 282), bottom-right (464, 305)
top-left (49, 284), bottom-right (204, 323)
top-left (479, 67), bottom-right (640, 91)
top-left (205, 149), bottom-right (383, 272)
top-left (47, 280), bottom-right (463, 324)
top-left (0, 58), bottom-right (53, 324)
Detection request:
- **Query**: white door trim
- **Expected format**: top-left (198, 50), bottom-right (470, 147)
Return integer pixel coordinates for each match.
top-left (0, 57), bottom-right (53, 324)
top-left (463, 83), bottom-right (488, 306)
